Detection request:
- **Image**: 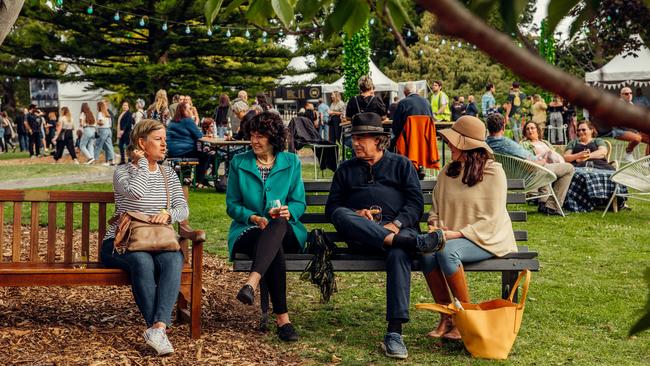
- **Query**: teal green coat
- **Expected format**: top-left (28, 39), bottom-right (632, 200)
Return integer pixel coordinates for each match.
top-left (226, 150), bottom-right (307, 259)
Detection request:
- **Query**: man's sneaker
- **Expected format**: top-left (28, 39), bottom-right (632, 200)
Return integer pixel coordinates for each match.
top-left (85, 158), bottom-right (95, 165)
top-left (277, 323), bottom-right (299, 342)
top-left (381, 332), bottom-right (408, 359)
top-left (415, 229), bottom-right (446, 253)
top-left (623, 153), bottom-right (635, 163)
top-left (143, 327), bottom-right (174, 356)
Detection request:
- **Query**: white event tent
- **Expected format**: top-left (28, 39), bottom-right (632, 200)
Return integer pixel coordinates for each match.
top-left (321, 60), bottom-right (399, 99)
top-left (585, 35), bottom-right (650, 93)
top-left (58, 64), bottom-right (114, 128)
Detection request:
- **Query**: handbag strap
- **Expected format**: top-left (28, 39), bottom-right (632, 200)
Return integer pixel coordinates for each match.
top-left (159, 164), bottom-right (171, 210)
top-left (507, 269), bottom-right (531, 309)
top-left (415, 303), bottom-right (456, 315)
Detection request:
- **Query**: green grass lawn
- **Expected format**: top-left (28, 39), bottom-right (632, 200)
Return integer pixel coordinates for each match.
top-left (15, 179), bottom-right (649, 365)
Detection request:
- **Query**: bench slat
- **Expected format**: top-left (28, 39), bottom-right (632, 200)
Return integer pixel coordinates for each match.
top-left (0, 202), bottom-right (4, 258)
top-left (64, 203), bottom-right (73, 264)
top-left (318, 230), bottom-right (527, 243)
top-left (30, 202), bottom-right (39, 262)
top-left (82, 203), bottom-right (90, 262)
top-left (0, 190), bottom-right (115, 203)
top-left (12, 202), bottom-right (21, 262)
top-left (302, 179), bottom-right (525, 192)
top-left (305, 192), bottom-right (526, 205)
top-left (301, 211), bottom-right (528, 224)
top-left (47, 202), bottom-right (57, 263)
top-left (98, 203), bottom-right (107, 262)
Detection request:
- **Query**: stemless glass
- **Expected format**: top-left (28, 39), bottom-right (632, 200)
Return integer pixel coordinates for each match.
top-left (585, 161), bottom-right (594, 172)
top-left (269, 199), bottom-right (282, 219)
top-left (369, 205), bottom-right (382, 223)
top-left (431, 218), bottom-right (445, 231)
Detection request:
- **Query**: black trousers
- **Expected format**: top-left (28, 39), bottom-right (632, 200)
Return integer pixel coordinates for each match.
top-left (54, 130), bottom-right (77, 161)
top-left (28, 132), bottom-right (40, 156)
top-left (232, 219), bottom-right (301, 314)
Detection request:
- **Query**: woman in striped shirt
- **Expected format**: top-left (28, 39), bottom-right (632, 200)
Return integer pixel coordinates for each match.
top-left (100, 119), bottom-right (188, 356)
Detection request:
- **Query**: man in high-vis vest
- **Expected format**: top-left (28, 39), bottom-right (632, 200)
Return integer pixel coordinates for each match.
top-left (429, 80), bottom-right (451, 122)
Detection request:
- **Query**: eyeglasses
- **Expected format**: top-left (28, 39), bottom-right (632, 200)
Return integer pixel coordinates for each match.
top-left (577, 128), bottom-right (589, 132)
top-left (621, 92), bottom-right (632, 95)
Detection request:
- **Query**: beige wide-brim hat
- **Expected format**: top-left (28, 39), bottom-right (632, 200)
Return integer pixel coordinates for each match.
top-left (438, 115), bottom-right (494, 155)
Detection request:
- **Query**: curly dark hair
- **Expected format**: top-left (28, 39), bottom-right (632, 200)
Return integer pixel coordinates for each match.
top-left (244, 111), bottom-right (287, 154)
top-left (446, 148), bottom-right (491, 187)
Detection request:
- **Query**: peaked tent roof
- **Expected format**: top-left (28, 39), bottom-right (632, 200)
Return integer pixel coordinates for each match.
top-left (321, 60), bottom-right (398, 93)
top-left (585, 35), bottom-right (650, 86)
top-left (277, 56), bottom-right (318, 86)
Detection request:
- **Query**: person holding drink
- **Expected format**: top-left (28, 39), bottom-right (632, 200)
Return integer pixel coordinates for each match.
top-left (563, 120), bottom-right (614, 171)
top-left (226, 111), bottom-right (307, 342)
top-left (421, 115), bottom-right (518, 341)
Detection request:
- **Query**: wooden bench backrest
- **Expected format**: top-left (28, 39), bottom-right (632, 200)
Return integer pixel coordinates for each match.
top-left (0, 188), bottom-right (190, 265)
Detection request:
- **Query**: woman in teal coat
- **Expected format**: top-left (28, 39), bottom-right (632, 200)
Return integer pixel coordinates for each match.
top-left (226, 111), bottom-right (306, 342)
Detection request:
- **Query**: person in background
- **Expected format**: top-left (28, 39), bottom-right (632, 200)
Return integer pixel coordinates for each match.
top-left (633, 87), bottom-right (650, 108)
top-left (422, 115), bottom-right (517, 341)
top-left (317, 98), bottom-right (330, 141)
top-left (391, 81), bottom-right (433, 145)
top-left (147, 89), bottom-right (171, 126)
top-left (46, 111), bottom-right (58, 151)
top-left (450, 96), bottom-right (466, 121)
top-left (563, 120), bottom-right (614, 171)
top-left (230, 90), bottom-right (249, 134)
top-left (227, 111), bottom-right (306, 342)
top-left (232, 100), bottom-right (257, 140)
top-left (134, 99), bottom-right (147, 125)
top-left (37, 110), bottom-right (48, 154)
top-left (613, 87), bottom-right (650, 162)
top-left (186, 96), bottom-right (200, 125)
top-left (15, 108), bottom-right (28, 152)
top-left (167, 102), bottom-right (209, 188)
top-left (504, 82), bottom-right (526, 142)
top-left (79, 102), bottom-right (96, 163)
top-left (328, 91), bottom-right (346, 144)
top-left (465, 95), bottom-right (479, 117)
top-left (2, 112), bottom-right (16, 152)
top-left (101, 119), bottom-right (188, 356)
top-left (168, 94), bottom-right (180, 117)
top-left (531, 94), bottom-right (548, 134)
top-left (481, 83), bottom-right (497, 117)
top-left (52, 106), bottom-right (79, 164)
top-left (214, 93), bottom-right (232, 138)
top-left (0, 112), bottom-right (5, 153)
top-left (430, 80), bottom-right (451, 122)
top-left (117, 101), bottom-right (134, 165)
top-left (95, 101), bottom-right (116, 166)
top-left (255, 92), bottom-right (272, 112)
top-left (346, 75), bottom-right (388, 121)
top-left (25, 104), bottom-right (41, 158)
top-left (388, 96), bottom-right (400, 119)
top-left (547, 95), bottom-right (565, 144)
top-left (304, 102), bottom-right (318, 128)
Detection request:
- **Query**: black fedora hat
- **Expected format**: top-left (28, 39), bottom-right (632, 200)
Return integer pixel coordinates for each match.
top-left (350, 112), bottom-right (389, 135)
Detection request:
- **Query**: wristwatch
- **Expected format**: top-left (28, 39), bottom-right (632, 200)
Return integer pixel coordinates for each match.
top-left (392, 219), bottom-right (403, 229)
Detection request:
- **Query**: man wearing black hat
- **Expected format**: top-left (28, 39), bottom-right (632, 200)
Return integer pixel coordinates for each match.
top-left (325, 112), bottom-right (445, 360)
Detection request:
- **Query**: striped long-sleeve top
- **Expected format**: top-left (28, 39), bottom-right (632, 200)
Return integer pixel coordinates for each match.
top-left (105, 158), bottom-right (189, 240)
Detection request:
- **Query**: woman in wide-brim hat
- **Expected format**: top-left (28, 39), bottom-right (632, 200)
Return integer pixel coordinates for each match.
top-left (420, 115), bottom-right (518, 341)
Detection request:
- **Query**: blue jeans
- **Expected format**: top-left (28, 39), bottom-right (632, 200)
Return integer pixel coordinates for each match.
top-left (19, 133), bottom-right (29, 151)
top-left (94, 128), bottom-right (115, 162)
top-left (330, 207), bottom-right (417, 322)
top-left (101, 238), bottom-right (184, 327)
top-left (319, 123), bottom-right (329, 141)
top-left (79, 127), bottom-right (96, 159)
top-left (420, 238), bottom-right (493, 276)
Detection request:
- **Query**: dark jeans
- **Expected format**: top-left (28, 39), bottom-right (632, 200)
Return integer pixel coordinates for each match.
top-left (54, 130), bottom-right (77, 161)
top-left (232, 219), bottom-right (301, 314)
top-left (28, 132), bottom-right (40, 156)
top-left (118, 131), bottom-right (130, 164)
top-left (18, 133), bottom-right (28, 152)
top-left (101, 238), bottom-right (184, 327)
top-left (330, 207), bottom-right (417, 322)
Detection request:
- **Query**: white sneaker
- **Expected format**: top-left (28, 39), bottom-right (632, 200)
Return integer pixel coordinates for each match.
top-left (144, 327), bottom-right (174, 356)
top-left (85, 158), bottom-right (95, 165)
top-left (74, 159), bottom-right (80, 165)
top-left (623, 153), bottom-right (635, 163)
top-left (102, 162), bottom-right (110, 166)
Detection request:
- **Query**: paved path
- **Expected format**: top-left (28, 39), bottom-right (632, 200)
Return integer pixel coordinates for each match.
top-left (3, 170), bottom-right (114, 189)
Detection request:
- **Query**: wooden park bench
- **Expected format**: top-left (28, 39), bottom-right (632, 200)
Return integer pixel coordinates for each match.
top-left (0, 188), bottom-right (205, 339)
top-left (234, 179), bottom-right (539, 316)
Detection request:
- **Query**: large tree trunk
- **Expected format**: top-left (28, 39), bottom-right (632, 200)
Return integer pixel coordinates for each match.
top-left (0, 0), bottom-right (24, 46)
top-left (418, 0), bottom-right (650, 135)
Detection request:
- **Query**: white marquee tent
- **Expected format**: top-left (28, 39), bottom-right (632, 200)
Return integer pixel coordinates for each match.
top-left (585, 35), bottom-right (650, 91)
top-left (321, 60), bottom-right (399, 96)
top-left (58, 65), bottom-right (114, 128)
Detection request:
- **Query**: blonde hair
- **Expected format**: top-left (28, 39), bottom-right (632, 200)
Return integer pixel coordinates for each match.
top-left (60, 107), bottom-right (71, 122)
top-left (129, 119), bottom-right (165, 151)
top-left (152, 89), bottom-right (169, 112)
top-left (97, 101), bottom-right (109, 116)
top-left (358, 75), bottom-right (374, 92)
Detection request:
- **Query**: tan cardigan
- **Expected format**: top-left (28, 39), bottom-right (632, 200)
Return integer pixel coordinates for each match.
top-left (428, 160), bottom-right (517, 257)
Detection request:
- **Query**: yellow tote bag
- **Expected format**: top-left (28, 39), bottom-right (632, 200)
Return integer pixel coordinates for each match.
top-left (416, 269), bottom-right (531, 360)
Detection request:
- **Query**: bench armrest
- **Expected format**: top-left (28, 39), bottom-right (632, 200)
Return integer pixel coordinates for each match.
top-left (179, 222), bottom-right (206, 243)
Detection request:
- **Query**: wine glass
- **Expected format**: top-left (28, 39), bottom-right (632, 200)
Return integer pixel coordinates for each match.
top-left (431, 218), bottom-right (445, 231)
top-left (369, 205), bottom-right (382, 223)
top-left (585, 161), bottom-right (594, 172)
top-left (73, 250), bottom-right (88, 269)
top-left (269, 199), bottom-right (282, 219)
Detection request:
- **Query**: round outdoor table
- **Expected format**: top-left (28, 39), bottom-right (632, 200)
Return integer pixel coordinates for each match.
top-left (198, 137), bottom-right (250, 175)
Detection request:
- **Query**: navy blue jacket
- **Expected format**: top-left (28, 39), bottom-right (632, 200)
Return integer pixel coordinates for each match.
top-left (391, 93), bottom-right (433, 142)
top-left (167, 117), bottom-right (203, 157)
top-left (325, 151), bottom-right (423, 229)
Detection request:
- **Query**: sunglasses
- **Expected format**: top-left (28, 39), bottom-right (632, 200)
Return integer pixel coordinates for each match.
top-left (621, 92), bottom-right (632, 95)
top-left (577, 128), bottom-right (589, 132)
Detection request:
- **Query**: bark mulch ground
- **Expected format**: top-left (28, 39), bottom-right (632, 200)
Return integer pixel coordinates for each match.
top-left (0, 227), bottom-right (304, 365)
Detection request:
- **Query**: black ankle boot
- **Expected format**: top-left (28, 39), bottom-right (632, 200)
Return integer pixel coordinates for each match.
top-left (277, 323), bottom-right (299, 342)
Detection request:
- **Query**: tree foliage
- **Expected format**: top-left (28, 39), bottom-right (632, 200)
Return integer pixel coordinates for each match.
top-left (342, 26), bottom-right (370, 100)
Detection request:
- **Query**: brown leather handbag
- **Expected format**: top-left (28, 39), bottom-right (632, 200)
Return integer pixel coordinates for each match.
top-left (113, 165), bottom-right (180, 254)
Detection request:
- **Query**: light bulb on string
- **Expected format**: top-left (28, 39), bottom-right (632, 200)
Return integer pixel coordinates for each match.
top-left (86, 5), bottom-right (93, 14)
top-left (113, 12), bottom-right (120, 22)
top-left (56, 0), bottom-right (63, 6)
top-left (185, 25), bottom-right (191, 34)
top-left (262, 31), bottom-right (268, 37)
top-left (245, 29), bottom-right (251, 38)
top-left (441, 39), bottom-right (446, 45)
top-left (226, 29), bottom-right (231, 37)
top-left (472, 45), bottom-right (477, 49)
top-left (418, 49), bottom-right (423, 56)
top-left (295, 25), bottom-right (300, 32)
top-left (369, 18), bottom-right (375, 25)
top-left (406, 29), bottom-right (412, 37)
top-left (207, 28), bottom-right (213, 36)
top-left (389, 50), bottom-right (393, 55)
top-left (262, 37), bottom-right (267, 43)
top-left (278, 30), bottom-right (283, 37)
top-left (139, 17), bottom-right (146, 27)
top-left (162, 22), bottom-right (168, 32)
top-left (457, 41), bottom-right (462, 48)
top-left (424, 35), bottom-right (429, 42)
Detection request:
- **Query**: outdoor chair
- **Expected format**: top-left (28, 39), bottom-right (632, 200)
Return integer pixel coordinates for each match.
top-left (494, 153), bottom-right (566, 216)
top-left (602, 155), bottom-right (650, 217)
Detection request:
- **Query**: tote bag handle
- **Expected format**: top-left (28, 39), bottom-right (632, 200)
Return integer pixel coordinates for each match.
top-left (507, 269), bottom-right (531, 309)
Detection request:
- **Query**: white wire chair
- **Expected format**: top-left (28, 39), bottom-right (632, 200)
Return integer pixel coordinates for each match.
top-left (602, 155), bottom-right (650, 217)
top-left (494, 153), bottom-right (565, 216)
